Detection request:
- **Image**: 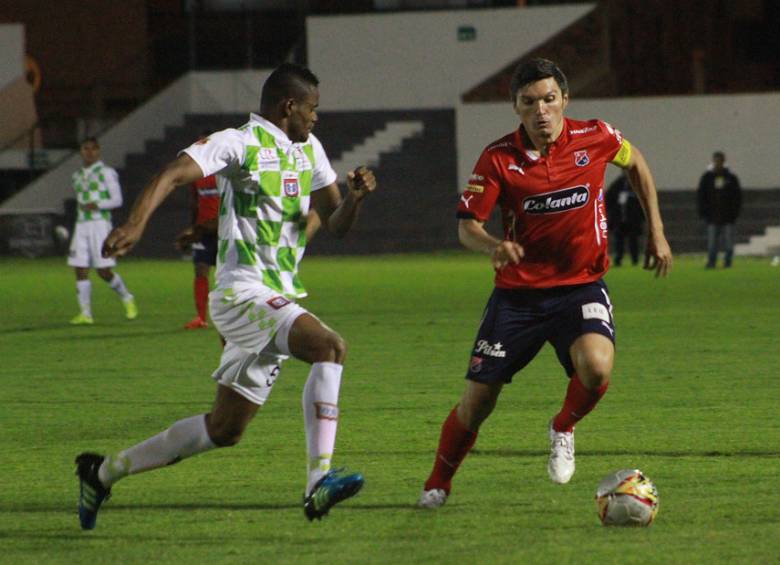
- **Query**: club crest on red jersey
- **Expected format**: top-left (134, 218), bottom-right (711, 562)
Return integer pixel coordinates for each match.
top-left (574, 150), bottom-right (590, 167)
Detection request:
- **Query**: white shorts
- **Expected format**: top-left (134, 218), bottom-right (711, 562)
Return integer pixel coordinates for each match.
top-left (209, 283), bottom-right (308, 405)
top-left (67, 220), bottom-right (116, 268)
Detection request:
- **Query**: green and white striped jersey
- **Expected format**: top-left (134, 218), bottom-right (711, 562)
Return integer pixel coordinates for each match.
top-left (72, 161), bottom-right (122, 222)
top-left (182, 114), bottom-right (337, 299)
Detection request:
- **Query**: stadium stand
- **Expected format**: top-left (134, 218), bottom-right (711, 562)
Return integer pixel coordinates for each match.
top-left (110, 110), bottom-right (458, 258)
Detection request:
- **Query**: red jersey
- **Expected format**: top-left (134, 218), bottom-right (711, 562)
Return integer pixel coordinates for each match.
top-left (458, 117), bottom-right (626, 289)
top-left (191, 175), bottom-right (219, 224)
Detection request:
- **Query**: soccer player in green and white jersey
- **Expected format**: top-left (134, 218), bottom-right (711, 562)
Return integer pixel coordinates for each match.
top-left (74, 64), bottom-right (377, 529)
top-left (67, 138), bottom-right (137, 324)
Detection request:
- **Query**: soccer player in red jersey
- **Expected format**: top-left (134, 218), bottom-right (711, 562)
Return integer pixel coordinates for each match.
top-left (418, 58), bottom-right (672, 508)
top-left (176, 141), bottom-right (220, 330)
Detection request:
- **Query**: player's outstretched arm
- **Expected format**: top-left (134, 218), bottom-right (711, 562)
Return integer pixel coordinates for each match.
top-left (458, 219), bottom-right (524, 270)
top-left (103, 154), bottom-right (205, 258)
top-left (621, 146), bottom-right (673, 277)
top-left (311, 166), bottom-right (376, 238)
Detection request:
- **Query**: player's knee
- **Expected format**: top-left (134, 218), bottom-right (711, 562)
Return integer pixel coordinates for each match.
top-left (579, 354), bottom-right (612, 389)
top-left (309, 331), bottom-right (348, 364)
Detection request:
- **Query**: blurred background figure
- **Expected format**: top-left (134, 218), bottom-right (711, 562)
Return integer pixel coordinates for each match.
top-left (698, 151), bottom-right (741, 268)
top-left (175, 132), bottom-right (219, 330)
top-left (606, 171), bottom-right (644, 266)
top-left (67, 137), bottom-right (137, 324)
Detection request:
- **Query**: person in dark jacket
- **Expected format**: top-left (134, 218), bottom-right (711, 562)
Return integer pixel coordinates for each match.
top-left (606, 172), bottom-right (645, 266)
top-left (698, 151), bottom-right (741, 268)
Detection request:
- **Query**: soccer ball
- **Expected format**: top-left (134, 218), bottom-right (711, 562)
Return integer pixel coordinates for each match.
top-left (54, 225), bottom-right (70, 242)
top-left (595, 469), bottom-right (659, 526)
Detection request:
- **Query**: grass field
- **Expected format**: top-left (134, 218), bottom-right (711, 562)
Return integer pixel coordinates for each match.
top-left (1, 254), bottom-right (778, 563)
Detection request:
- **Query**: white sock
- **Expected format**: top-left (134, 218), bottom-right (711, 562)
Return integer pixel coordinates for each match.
top-left (98, 414), bottom-right (215, 487)
top-left (108, 273), bottom-right (133, 302)
top-left (302, 362), bottom-right (342, 495)
top-left (76, 280), bottom-right (92, 317)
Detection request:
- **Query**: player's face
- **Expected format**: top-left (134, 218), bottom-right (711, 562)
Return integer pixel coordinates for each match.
top-left (80, 141), bottom-right (100, 166)
top-left (514, 77), bottom-right (568, 145)
top-left (287, 88), bottom-right (319, 143)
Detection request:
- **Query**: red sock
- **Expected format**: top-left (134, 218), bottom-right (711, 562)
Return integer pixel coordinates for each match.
top-left (552, 374), bottom-right (609, 433)
top-left (194, 276), bottom-right (209, 320)
top-left (424, 406), bottom-right (477, 494)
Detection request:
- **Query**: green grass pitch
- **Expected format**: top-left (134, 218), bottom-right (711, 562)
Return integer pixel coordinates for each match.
top-left (1, 254), bottom-right (778, 563)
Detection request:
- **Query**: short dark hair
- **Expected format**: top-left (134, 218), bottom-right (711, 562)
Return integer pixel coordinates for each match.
top-left (260, 63), bottom-right (319, 111)
top-left (80, 136), bottom-right (99, 147)
top-left (509, 58), bottom-right (569, 100)
top-left (713, 151), bottom-right (725, 160)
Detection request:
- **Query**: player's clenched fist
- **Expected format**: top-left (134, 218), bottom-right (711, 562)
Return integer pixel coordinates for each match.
top-left (346, 167), bottom-right (376, 201)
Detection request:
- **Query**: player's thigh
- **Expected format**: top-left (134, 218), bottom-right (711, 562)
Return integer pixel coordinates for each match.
top-left (466, 288), bottom-right (547, 385)
top-left (209, 283), bottom-right (307, 356)
top-left (67, 225), bottom-right (91, 268)
top-left (549, 280), bottom-right (616, 378)
top-left (206, 382), bottom-right (261, 445)
top-left (89, 221), bottom-right (116, 269)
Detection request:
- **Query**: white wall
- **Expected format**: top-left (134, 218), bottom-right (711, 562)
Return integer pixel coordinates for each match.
top-left (307, 5), bottom-right (594, 111)
top-left (0, 24), bottom-right (24, 90)
top-left (456, 93), bottom-right (780, 191)
top-left (190, 70), bottom-right (271, 113)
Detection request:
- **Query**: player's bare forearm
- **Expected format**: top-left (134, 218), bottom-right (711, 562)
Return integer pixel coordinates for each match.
top-left (104, 154), bottom-right (204, 257)
top-left (624, 147), bottom-right (664, 236)
top-left (622, 147), bottom-right (673, 276)
top-left (459, 219), bottom-right (524, 269)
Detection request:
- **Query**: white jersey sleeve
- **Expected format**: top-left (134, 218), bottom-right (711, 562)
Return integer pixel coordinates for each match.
top-left (97, 167), bottom-right (123, 210)
top-left (309, 133), bottom-right (338, 191)
top-left (181, 129), bottom-right (245, 178)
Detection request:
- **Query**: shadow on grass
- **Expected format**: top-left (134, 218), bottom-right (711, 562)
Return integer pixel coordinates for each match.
top-left (472, 449), bottom-right (780, 458)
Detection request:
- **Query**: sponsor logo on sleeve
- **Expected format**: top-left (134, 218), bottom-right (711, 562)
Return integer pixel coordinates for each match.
top-left (574, 150), bottom-right (590, 167)
top-left (582, 302), bottom-right (610, 323)
top-left (466, 184), bottom-right (485, 193)
top-left (522, 186), bottom-right (589, 214)
top-left (469, 173), bottom-right (484, 181)
top-left (460, 194), bottom-right (474, 208)
top-left (266, 296), bottom-right (291, 309)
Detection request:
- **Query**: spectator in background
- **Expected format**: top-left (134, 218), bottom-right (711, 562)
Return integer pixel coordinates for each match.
top-left (698, 151), bottom-right (741, 268)
top-left (176, 133), bottom-right (220, 330)
top-left (606, 171), bottom-right (644, 266)
top-left (67, 137), bottom-right (138, 324)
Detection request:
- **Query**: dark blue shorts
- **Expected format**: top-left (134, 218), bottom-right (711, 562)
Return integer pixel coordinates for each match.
top-left (466, 280), bottom-right (616, 383)
top-left (192, 233), bottom-right (217, 266)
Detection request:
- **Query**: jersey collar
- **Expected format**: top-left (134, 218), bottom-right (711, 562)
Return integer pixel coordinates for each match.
top-left (81, 160), bottom-right (104, 173)
top-left (513, 118), bottom-right (572, 159)
top-left (250, 113), bottom-right (297, 148)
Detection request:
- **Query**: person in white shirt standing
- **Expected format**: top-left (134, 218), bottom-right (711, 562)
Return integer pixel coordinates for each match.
top-left (67, 137), bottom-right (138, 325)
top-left (74, 64), bottom-right (377, 529)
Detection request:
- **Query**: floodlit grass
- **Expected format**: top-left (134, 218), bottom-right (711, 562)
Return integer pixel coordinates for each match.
top-left (1, 254), bottom-right (778, 563)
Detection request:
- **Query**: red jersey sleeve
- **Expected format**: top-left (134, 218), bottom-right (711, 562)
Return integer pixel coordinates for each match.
top-left (593, 120), bottom-right (624, 163)
top-left (457, 148), bottom-right (501, 222)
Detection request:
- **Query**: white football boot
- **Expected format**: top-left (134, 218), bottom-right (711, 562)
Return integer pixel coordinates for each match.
top-left (547, 421), bottom-right (575, 484)
top-left (417, 488), bottom-right (448, 509)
